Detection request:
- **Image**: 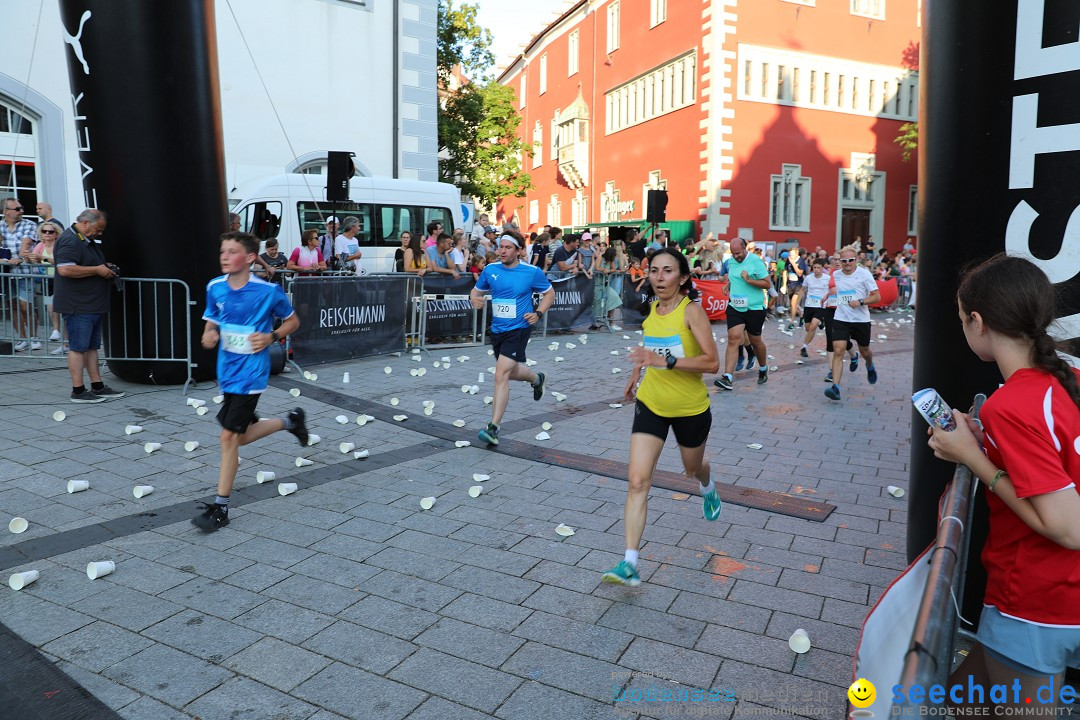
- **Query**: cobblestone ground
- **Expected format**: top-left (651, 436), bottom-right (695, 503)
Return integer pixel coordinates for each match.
top-left (0, 307), bottom-right (916, 719)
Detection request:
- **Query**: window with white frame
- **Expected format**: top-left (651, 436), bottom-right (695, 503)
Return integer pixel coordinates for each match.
top-left (650, 0), bottom-right (667, 27)
top-left (851, 0), bottom-right (884, 20)
top-left (607, 1), bottom-right (620, 53)
top-left (769, 164), bottom-right (811, 232)
top-left (600, 181), bottom-right (619, 222)
top-left (550, 115), bottom-right (559, 161)
top-left (572, 190), bottom-right (587, 226)
top-left (529, 199), bottom-right (539, 226)
top-left (519, 74), bottom-right (526, 108)
top-left (568, 31), bottom-right (580, 76)
top-left (547, 194), bottom-right (562, 226)
top-left (532, 122), bottom-right (543, 169)
top-left (642, 170), bottom-right (667, 212)
top-left (605, 51), bottom-right (696, 134)
top-left (539, 55), bottom-right (548, 94)
top-left (907, 185), bottom-right (918, 236)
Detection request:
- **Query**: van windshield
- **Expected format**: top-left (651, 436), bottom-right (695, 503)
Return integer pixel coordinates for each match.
top-left (298, 202), bottom-right (453, 247)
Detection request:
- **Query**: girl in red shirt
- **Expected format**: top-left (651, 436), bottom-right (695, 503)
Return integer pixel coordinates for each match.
top-left (929, 254), bottom-right (1080, 708)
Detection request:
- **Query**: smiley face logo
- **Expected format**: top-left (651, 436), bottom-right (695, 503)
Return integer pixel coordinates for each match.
top-left (848, 678), bottom-right (876, 709)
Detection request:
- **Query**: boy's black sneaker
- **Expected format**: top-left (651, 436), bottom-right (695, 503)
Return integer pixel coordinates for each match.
top-left (286, 408), bottom-right (309, 446)
top-left (799, 347), bottom-right (809, 358)
top-left (191, 503), bottom-right (229, 532)
top-left (532, 372), bottom-right (546, 401)
top-left (92, 384), bottom-right (125, 399)
top-left (70, 389), bottom-right (106, 403)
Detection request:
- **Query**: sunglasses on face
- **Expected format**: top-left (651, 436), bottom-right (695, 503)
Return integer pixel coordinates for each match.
top-left (841, 258), bottom-right (857, 264)
top-left (40, 229), bottom-right (57, 235)
top-left (8, 207), bottom-right (23, 212)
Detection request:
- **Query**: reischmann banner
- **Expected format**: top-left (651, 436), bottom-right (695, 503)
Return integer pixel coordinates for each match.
top-left (289, 276), bottom-right (406, 364)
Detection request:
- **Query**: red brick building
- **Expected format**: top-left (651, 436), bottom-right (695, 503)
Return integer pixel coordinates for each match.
top-left (496, 0), bottom-right (920, 253)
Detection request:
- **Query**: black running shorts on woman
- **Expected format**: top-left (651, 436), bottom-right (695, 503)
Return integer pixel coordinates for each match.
top-left (631, 401), bottom-right (712, 448)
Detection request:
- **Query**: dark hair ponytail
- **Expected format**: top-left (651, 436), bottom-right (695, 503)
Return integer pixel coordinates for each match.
top-left (638, 248), bottom-right (698, 316)
top-left (958, 253), bottom-right (1080, 411)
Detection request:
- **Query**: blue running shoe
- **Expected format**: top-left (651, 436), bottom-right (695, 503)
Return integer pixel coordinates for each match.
top-left (601, 560), bottom-right (641, 586)
top-left (824, 370), bottom-right (833, 383)
top-left (849, 352), bottom-right (860, 372)
top-left (735, 356), bottom-right (745, 372)
top-left (746, 353), bottom-right (756, 371)
top-left (867, 364), bottom-right (878, 385)
top-left (478, 422), bottom-right (500, 446)
top-left (703, 489), bottom-right (723, 521)
top-left (824, 384), bottom-right (841, 401)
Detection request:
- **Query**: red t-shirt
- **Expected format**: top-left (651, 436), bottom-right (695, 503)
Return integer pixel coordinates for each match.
top-left (980, 367), bottom-right (1080, 625)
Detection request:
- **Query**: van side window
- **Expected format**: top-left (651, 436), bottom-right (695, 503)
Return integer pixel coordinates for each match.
top-left (234, 201), bottom-right (282, 240)
top-left (297, 202), bottom-right (373, 245)
top-left (376, 205), bottom-right (453, 246)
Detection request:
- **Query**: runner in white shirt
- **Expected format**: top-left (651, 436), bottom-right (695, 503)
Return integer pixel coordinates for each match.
top-left (822, 254), bottom-right (860, 384)
top-left (798, 259), bottom-right (832, 358)
top-left (825, 246), bottom-right (881, 401)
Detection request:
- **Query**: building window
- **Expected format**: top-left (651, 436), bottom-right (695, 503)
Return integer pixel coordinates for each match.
top-left (792, 68), bottom-right (800, 102)
top-left (777, 65), bottom-right (786, 101)
top-left (532, 122), bottom-right (543, 169)
top-left (572, 190), bottom-right (587, 226)
top-left (809, 70), bottom-right (817, 103)
top-left (908, 185), bottom-right (918, 236)
top-left (761, 62), bottom-right (769, 96)
top-left (851, 0), bottom-right (885, 20)
top-left (568, 30), bottom-right (580, 76)
top-left (607, 1), bottom-right (620, 53)
top-left (650, 0), bottom-right (667, 27)
top-left (519, 74), bottom-right (526, 108)
top-left (529, 199), bottom-right (539, 226)
top-left (851, 77), bottom-right (858, 109)
top-left (642, 170), bottom-right (667, 212)
top-left (601, 181), bottom-right (619, 222)
top-left (550, 114), bottom-right (559, 161)
top-left (744, 60), bottom-right (753, 95)
top-left (823, 72), bottom-right (830, 105)
top-left (547, 194), bottom-right (562, 226)
top-left (769, 164), bottom-right (811, 232)
top-left (539, 55), bottom-right (547, 94)
top-left (837, 75), bottom-right (845, 108)
top-left (605, 51), bottom-right (696, 134)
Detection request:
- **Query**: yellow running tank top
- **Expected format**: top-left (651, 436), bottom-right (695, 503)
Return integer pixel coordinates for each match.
top-left (636, 296), bottom-right (710, 418)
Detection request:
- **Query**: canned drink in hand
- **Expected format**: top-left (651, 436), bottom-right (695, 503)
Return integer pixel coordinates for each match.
top-left (912, 388), bottom-right (958, 432)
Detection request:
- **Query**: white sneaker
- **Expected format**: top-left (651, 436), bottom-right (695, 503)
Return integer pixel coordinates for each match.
top-left (50, 345), bottom-right (68, 355)
top-left (13, 340), bottom-right (27, 352)
top-left (610, 324), bottom-right (622, 331)
top-left (49, 330), bottom-right (61, 341)
top-left (30, 339), bottom-right (42, 351)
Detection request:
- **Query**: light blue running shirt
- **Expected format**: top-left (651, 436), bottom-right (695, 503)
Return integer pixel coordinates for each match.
top-left (203, 275), bottom-right (295, 394)
top-left (474, 261), bottom-right (552, 334)
top-left (725, 253), bottom-right (769, 311)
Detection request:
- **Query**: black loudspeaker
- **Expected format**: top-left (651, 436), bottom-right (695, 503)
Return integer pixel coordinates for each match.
top-left (646, 189), bottom-right (668, 223)
top-left (268, 341), bottom-right (286, 375)
top-left (327, 151), bottom-right (355, 202)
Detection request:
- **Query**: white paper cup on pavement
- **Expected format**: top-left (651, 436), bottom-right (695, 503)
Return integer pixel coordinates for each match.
top-left (353, 449), bottom-right (369, 459)
top-left (184, 441), bottom-right (200, 452)
top-left (307, 434), bottom-right (321, 446)
top-left (53, 411), bottom-right (65, 422)
top-left (468, 485), bottom-right (484, 498)
top-left (132, 485), bottom-right (154, 499)
top-left (343, 372), bottom-right (350, 383)
top-left (340, 442), bottom-right (356, 454)
top-left (788, 629), bottom-right (811, 654)
top-left (295, 457), bottom-right (313, 467)
top-left (187, 398), bottom-right (206, 408)
top-left (125, 425), bottom-right (143, 435)
top-left (9, 570), bottom-right (39, 590)
top-left (419, 496), bottom-right (437, 510)
top-left (67, 480), bottom-right (89, 494)
top-left (144, 442), bottom-right (161, 453)
top-left (8, 517), bottom-right (28, 534)
top-left (887, 485), bottom-right (906, 498)
top-left (335, 415), bottom-right (349, 424)
top-left (278, 483), bottom-right (298, 496)
top-left (196, 406), bottom-right (208, 415)
top-left (256, 471), bottom-right (276, 484)
top-left (86, 561), bottom-right (115, 580)
top-left (213, 395), bottom-right (224, 404)
top-left (289, 388), bottom-right (301, 397)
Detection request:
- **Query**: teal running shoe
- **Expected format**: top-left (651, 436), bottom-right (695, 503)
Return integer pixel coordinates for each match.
top-left (478, 422), bottom-right (500, 446)
top-left (703, 488), bottom-right (723, 521)
top-left (601, 560), bottom-right (641, 586)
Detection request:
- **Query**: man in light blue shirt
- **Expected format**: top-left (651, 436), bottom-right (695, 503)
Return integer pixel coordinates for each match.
top-left (715, 237), bottom-right (772, 391)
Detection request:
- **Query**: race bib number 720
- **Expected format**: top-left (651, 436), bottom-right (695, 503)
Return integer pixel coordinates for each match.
top-left (492, 299), bottom-right (517, 319)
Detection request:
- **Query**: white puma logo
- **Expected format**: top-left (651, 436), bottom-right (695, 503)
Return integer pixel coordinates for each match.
top-left (63, 10), bottom-right (93, 76)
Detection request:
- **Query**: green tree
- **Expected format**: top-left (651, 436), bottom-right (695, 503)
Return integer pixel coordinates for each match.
top-left (436, 0), bottom-right (531, 207)
top-left (437, 0), bottom-right (494, 87)
top-left (895, 121), bottom-right (918, 162)
top-left (439, 82), bottom-right (532, 208)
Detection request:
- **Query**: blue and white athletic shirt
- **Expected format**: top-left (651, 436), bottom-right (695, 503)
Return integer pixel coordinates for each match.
top-left (203, 275), bottom-right (295, 394)
top-left (474, 261), bottom-right (552, 334)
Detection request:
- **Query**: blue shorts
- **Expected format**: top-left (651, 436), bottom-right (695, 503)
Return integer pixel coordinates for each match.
top-left (64, 313), bottom-right (104, 352)
top-left (979, 605), bottom-right (1080, 676)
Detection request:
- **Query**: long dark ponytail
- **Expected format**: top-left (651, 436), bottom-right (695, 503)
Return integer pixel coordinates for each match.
top-left (957, 253), bottom-right (1080, 410)
top-left (638, 248), bottom-right (698, 316)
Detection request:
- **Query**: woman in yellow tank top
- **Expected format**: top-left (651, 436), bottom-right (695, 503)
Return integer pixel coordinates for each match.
top-left (602, 248), bottom-right (721, 586)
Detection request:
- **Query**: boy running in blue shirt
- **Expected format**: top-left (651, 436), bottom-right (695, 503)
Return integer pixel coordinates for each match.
top-left (192, 231), bottom-right (308, 531)
top-left (470, 231), bottom-right (555, 445)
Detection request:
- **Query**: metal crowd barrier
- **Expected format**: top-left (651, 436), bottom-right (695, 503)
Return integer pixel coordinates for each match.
top-left (894, 394), bottom-right (984, 713)
top-left (0, 265), bottom-right (66, 357)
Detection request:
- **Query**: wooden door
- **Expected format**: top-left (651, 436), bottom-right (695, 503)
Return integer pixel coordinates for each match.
top-left (841, 209), bottom-right (871, 250)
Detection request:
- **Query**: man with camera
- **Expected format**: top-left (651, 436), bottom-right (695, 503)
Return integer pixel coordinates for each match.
top-left (54, 209), bottom-right (125, 403)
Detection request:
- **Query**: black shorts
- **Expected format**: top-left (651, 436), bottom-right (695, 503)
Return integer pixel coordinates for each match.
top-left (491, 326), bottom-right (531, 362)
top-left (803, 307), bottom-right (826, 326)
top-left (726, 308), bottom-right (766, 336)
top-left (217, 393), bottom-right (261, 434)
top-left (632, 401), bottom-right (712, 449)
top-left (831, 320), bottom-right (871, 348)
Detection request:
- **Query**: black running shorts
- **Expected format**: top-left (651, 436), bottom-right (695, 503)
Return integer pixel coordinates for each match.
top-left (831, 320), bottom-right (871, 349)
top-left (725, 307), bottom-right (766, 336)
top-left (491, 326), bottom-right (532, 363)
top-left (631, 400), bottom-right (712, 448)
top-left (217, 393), bottom-right (261, 434)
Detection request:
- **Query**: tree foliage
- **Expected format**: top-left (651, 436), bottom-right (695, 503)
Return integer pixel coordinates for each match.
top-left (437, 0), bottom-right (494, 87)
top-left (436, 0), bottom-right (532, 207)
top-left (439, 82), bottom-right (532, 207)
top-left (895, 121), bottom-right (918, 162)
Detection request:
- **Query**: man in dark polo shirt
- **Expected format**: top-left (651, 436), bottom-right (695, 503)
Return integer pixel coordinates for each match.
top-left (54, 209), bottom-right (125, 403)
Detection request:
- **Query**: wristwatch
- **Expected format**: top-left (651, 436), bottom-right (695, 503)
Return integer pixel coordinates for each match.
top-left (666, 355), bottom-right (678, 370)
top-left (858, 299), bottom-right (866, 306)
top-left (271, 331), bottom-right (280, 342)
top-left (536, 310), bottom-right (544, 319)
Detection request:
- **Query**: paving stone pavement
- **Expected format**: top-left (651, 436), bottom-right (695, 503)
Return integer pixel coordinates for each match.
top-left (0, 308), bottom-right (917, 719)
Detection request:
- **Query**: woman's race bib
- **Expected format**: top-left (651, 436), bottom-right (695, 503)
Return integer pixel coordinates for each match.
top-left (221, 324), bottom-right (256, 354)
top-left (492, 298), bottom-right (517, 319)
top-left (644, 334), bottom-right (685, 363)
top-left (788, 272), bottom-right (800, 282)
top-left (805, 294), bottom-right (822, 308)
top-left (730, 294), bottom-right (748, 310)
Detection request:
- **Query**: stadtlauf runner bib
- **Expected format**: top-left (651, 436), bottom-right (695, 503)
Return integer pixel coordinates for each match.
top-left (221, 323), bottom-right (256, 354)
top-left (730, 295), bottom-right (748, 310)
top-left (643, 334), bottom-right (686, 363)
top-left (492, 299), bottom-right (517, 319)
top-left (806, 294), bottom-right (822, 308)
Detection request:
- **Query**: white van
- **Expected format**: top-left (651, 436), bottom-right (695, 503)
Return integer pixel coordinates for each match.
top-left (231, 173), bottom-right (463, 274)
